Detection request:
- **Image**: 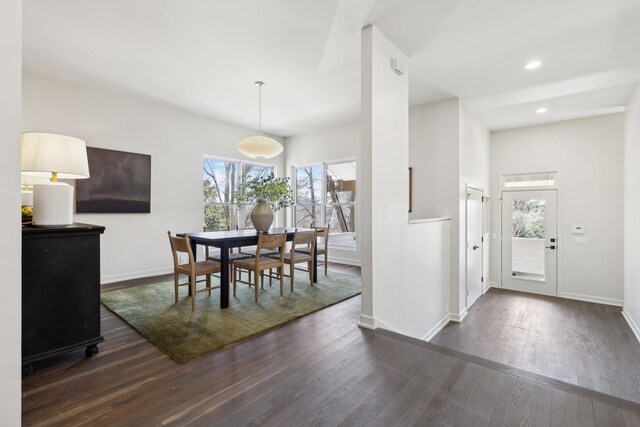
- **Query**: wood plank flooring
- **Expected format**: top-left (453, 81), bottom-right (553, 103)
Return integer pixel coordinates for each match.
top-left (22, 266), bottom-right (640, 426)
top-left (431, 288), bottom-right (640, 405)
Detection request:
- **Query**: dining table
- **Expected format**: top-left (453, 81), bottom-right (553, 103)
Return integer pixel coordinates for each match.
top-left (185, 227), bottom-right (318, 309)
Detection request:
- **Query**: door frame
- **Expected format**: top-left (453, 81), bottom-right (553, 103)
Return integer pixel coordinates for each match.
top-left (465, 184), bottom-right (485, 309)
top-left (499, 188), bottom-right (560, 296)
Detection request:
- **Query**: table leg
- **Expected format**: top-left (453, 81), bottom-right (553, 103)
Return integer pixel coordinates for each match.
top-left (189, 239), bottom-right (198, 296)
top-left (313, 240), bottom-right (318, 283)
top-left (220, 243), bottom-right (230, 309)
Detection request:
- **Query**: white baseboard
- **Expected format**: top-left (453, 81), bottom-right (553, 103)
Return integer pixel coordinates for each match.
top-left (422, 314), bottom-right (451, 341)
top-left (358, 314), bottom-right (376, 330)
top-left (450, 307), bottom-right (468, 323)
top-left (328, 255), bottom-right (361, 267)
top-left (557, 291), bottom-right (623, 307)
top-left (622, 308), bottom-right (640, 344)
top-left (101, 267), bottom-right (173, 285)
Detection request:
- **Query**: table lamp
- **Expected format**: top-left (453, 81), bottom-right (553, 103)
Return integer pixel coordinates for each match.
top-left (21, 132), bottom-right (90, 226)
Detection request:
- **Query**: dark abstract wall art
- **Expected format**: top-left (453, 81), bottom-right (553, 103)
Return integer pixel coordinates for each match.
top-left (76, 147), bottom-right (151, 213)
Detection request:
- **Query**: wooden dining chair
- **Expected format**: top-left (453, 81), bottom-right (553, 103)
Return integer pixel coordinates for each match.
top-left (274, 229), bottom-right (316, 291)
top-left (233, 232), bottom-right (286, 303)
top-left (167, 231), bottom-right (221, 311)
top-left (295, 226), bottom-right (329, 275)
top-left (203, 226), bottom-right (252, 281)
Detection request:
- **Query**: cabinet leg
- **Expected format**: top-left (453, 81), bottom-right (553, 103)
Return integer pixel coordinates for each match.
top-left (22, 364), bottom-right (33, 378)
top-left (85, 344), bottom-right (99, 358)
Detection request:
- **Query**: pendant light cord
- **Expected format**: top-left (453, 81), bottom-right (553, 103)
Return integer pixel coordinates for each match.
top-left (255, 81), bottom-right (265, 136)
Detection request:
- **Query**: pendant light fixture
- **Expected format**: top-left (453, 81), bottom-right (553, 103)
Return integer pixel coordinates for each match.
top-left (237, 81), bottom-right (283, 159)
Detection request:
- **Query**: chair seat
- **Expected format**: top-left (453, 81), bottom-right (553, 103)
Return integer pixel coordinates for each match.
top-left (241, 248), bottom-right (279, 256)
top-left (176, 260), bottom-right (221, 275)
top-left (234, 256), bottom-right (283, 271)
top-left (274, 252), bottom-right (312, 263)
top-left (295, 246), bottom-right (325, 255)
top-left (207, 252), bottom-right (253, 263)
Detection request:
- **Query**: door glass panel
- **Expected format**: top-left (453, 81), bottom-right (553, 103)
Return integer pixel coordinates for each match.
top-left (511, 198), bottom-right (546, 281)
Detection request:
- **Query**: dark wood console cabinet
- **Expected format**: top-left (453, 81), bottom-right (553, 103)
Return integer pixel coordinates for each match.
top-left (22, 223), bottom-right (105, 374)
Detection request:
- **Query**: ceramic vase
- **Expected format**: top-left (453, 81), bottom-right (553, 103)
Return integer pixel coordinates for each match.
top-left (250, 199), bottom-right (274, 232)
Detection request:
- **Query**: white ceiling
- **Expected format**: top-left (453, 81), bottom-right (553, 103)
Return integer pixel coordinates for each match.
top-left (23, 0), bottom-right (640, 136)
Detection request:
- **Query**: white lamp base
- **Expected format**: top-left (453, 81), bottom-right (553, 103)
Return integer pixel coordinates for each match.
top-left (33, 182), bottom-right (74, 226)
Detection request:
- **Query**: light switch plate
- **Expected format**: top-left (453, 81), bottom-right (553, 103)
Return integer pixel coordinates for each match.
top-left (572, 225), bottom-right (584, 234)
top-left (574, 236), bottom-right (588, 245)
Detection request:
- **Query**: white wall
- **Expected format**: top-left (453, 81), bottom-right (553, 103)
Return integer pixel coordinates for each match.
top-left (360, 26), bottom-right (451, 339)
top-left (408, 99), bottom-right (490, 318)
top-left (409, 99), bottom-right (459, 220)
top-left (23, 72), bottom-right (285, 284)
top-left (624, 84), bottom-right (640, 340)
top-left (491, 114), bottom-right (625, 305)
top-left (0, 0), bottom-right (22, 423)
top-left (284, 122), bottom-right (360, 265)
top-left (459, 103), bottom-right (491, 313)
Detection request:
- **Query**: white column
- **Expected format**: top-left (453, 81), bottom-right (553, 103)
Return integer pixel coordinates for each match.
top-left (360, 26), bottom-right (409, 329)
top-left (0, 0), bottom-right (23, 424)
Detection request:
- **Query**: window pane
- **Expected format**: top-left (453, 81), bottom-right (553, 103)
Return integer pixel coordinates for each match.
top-left (295, 166), bottom-right (322, 204)
top-left (238, 204), bottom-right (255, 229)
top-left (203, 158), bottom-right (239, 204)
top-left (242, 163), bottom-right (274, 181)
top-left (326, 161), bottom-right (356, 203)
top-left (204, 204), bottom-right (238, 231)
top-left (511, 199), bottom-right (546, 281)
top-left (325, 204), bottom-right (356, 248)
top-left (295, 204), bottom-right (321, 228)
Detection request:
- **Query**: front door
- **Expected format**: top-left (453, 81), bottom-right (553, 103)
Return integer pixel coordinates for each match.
top-left (501, 190), bottom-right (557, 295)
top-left (466, 187), bottom-right (483, 308)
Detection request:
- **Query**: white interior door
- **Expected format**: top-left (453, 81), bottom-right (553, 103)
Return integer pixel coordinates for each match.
top-left (501, 190), bottom-right (557, 295)
top-left (466, 187), bottom-right (483, 308)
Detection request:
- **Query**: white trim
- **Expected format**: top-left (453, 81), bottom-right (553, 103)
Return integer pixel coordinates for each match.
top-left (408, 217), bottom-right (451, 224)
top-left (450, 308), bottom-right (468, 322)
top-left (328, 255), bottom-right (361, 266)
top-left (622, 308), bottom-right (640, 344)
top-left (373, 318), bottom-right (400, 333)
top-left (101, 267), bottom-right (173, 285)
top-left (358, 314), bottom-right (376, 330)
top-left (422, 314), bottom-right (451, 341)
top-left (557, 291), bottom-right (623, 307)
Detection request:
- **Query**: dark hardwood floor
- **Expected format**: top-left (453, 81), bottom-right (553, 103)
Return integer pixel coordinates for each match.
top-left (22, 266), bottom-right (640, 426)
top-left (432, 288), bottom-right (640, 405)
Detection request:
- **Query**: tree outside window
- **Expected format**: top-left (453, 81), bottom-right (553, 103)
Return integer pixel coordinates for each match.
top-left (203, 157), bottom-right (274, 230)
top-left (294, 161), bottom-right (356, 248)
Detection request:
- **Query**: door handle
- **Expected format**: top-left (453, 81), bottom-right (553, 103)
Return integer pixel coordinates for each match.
top-left (545, 245), bottom-right (556, 250)
top-left (472, 245), bottom-right (479, 250)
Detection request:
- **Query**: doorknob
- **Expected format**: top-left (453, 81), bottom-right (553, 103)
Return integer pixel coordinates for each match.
top-left (545, 245), bottom-right (556, 250)
top-left (472, 245), bottom-right (479, 250)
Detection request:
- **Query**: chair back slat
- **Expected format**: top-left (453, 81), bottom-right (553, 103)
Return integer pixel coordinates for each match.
top-left (292, 229), bottom-right (316, 251)
top-left (167, 231), bottom-right (194, 266)
top-left (258, 232), bottom-right (287, 251)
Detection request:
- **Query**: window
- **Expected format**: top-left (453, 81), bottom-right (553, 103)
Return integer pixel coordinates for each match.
top-left (203, 157), bottom-right (274, 230)
top-left (294, 160), bottom-right (356, 249)
top-left (503, 172), bottom-right (556, 189)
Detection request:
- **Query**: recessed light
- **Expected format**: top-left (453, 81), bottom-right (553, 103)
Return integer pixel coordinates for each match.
top-left (536, 107), bottom-right (547, 114)
top-left (525, 60), bottom-right (542, 70)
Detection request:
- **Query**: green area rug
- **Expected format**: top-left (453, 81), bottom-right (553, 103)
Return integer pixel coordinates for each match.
top-left (101, 273), bottom-right (361, 363)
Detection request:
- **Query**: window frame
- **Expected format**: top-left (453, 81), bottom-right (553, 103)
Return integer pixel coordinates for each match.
top-left (292, 158), bottom-right (357, 250)
top-left (203, 155), bottom-right (276, 230)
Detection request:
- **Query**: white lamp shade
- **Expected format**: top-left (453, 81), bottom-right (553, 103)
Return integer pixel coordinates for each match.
top-left (236, 135), bottom-right (283, 159)
top-left (21, 132), bottom-right (90, 179)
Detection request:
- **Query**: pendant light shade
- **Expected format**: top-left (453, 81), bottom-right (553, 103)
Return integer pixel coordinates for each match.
top-left (237, 135), bottom-right (283, 159)
top-left (237, 81), bottom-right (283, 159)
